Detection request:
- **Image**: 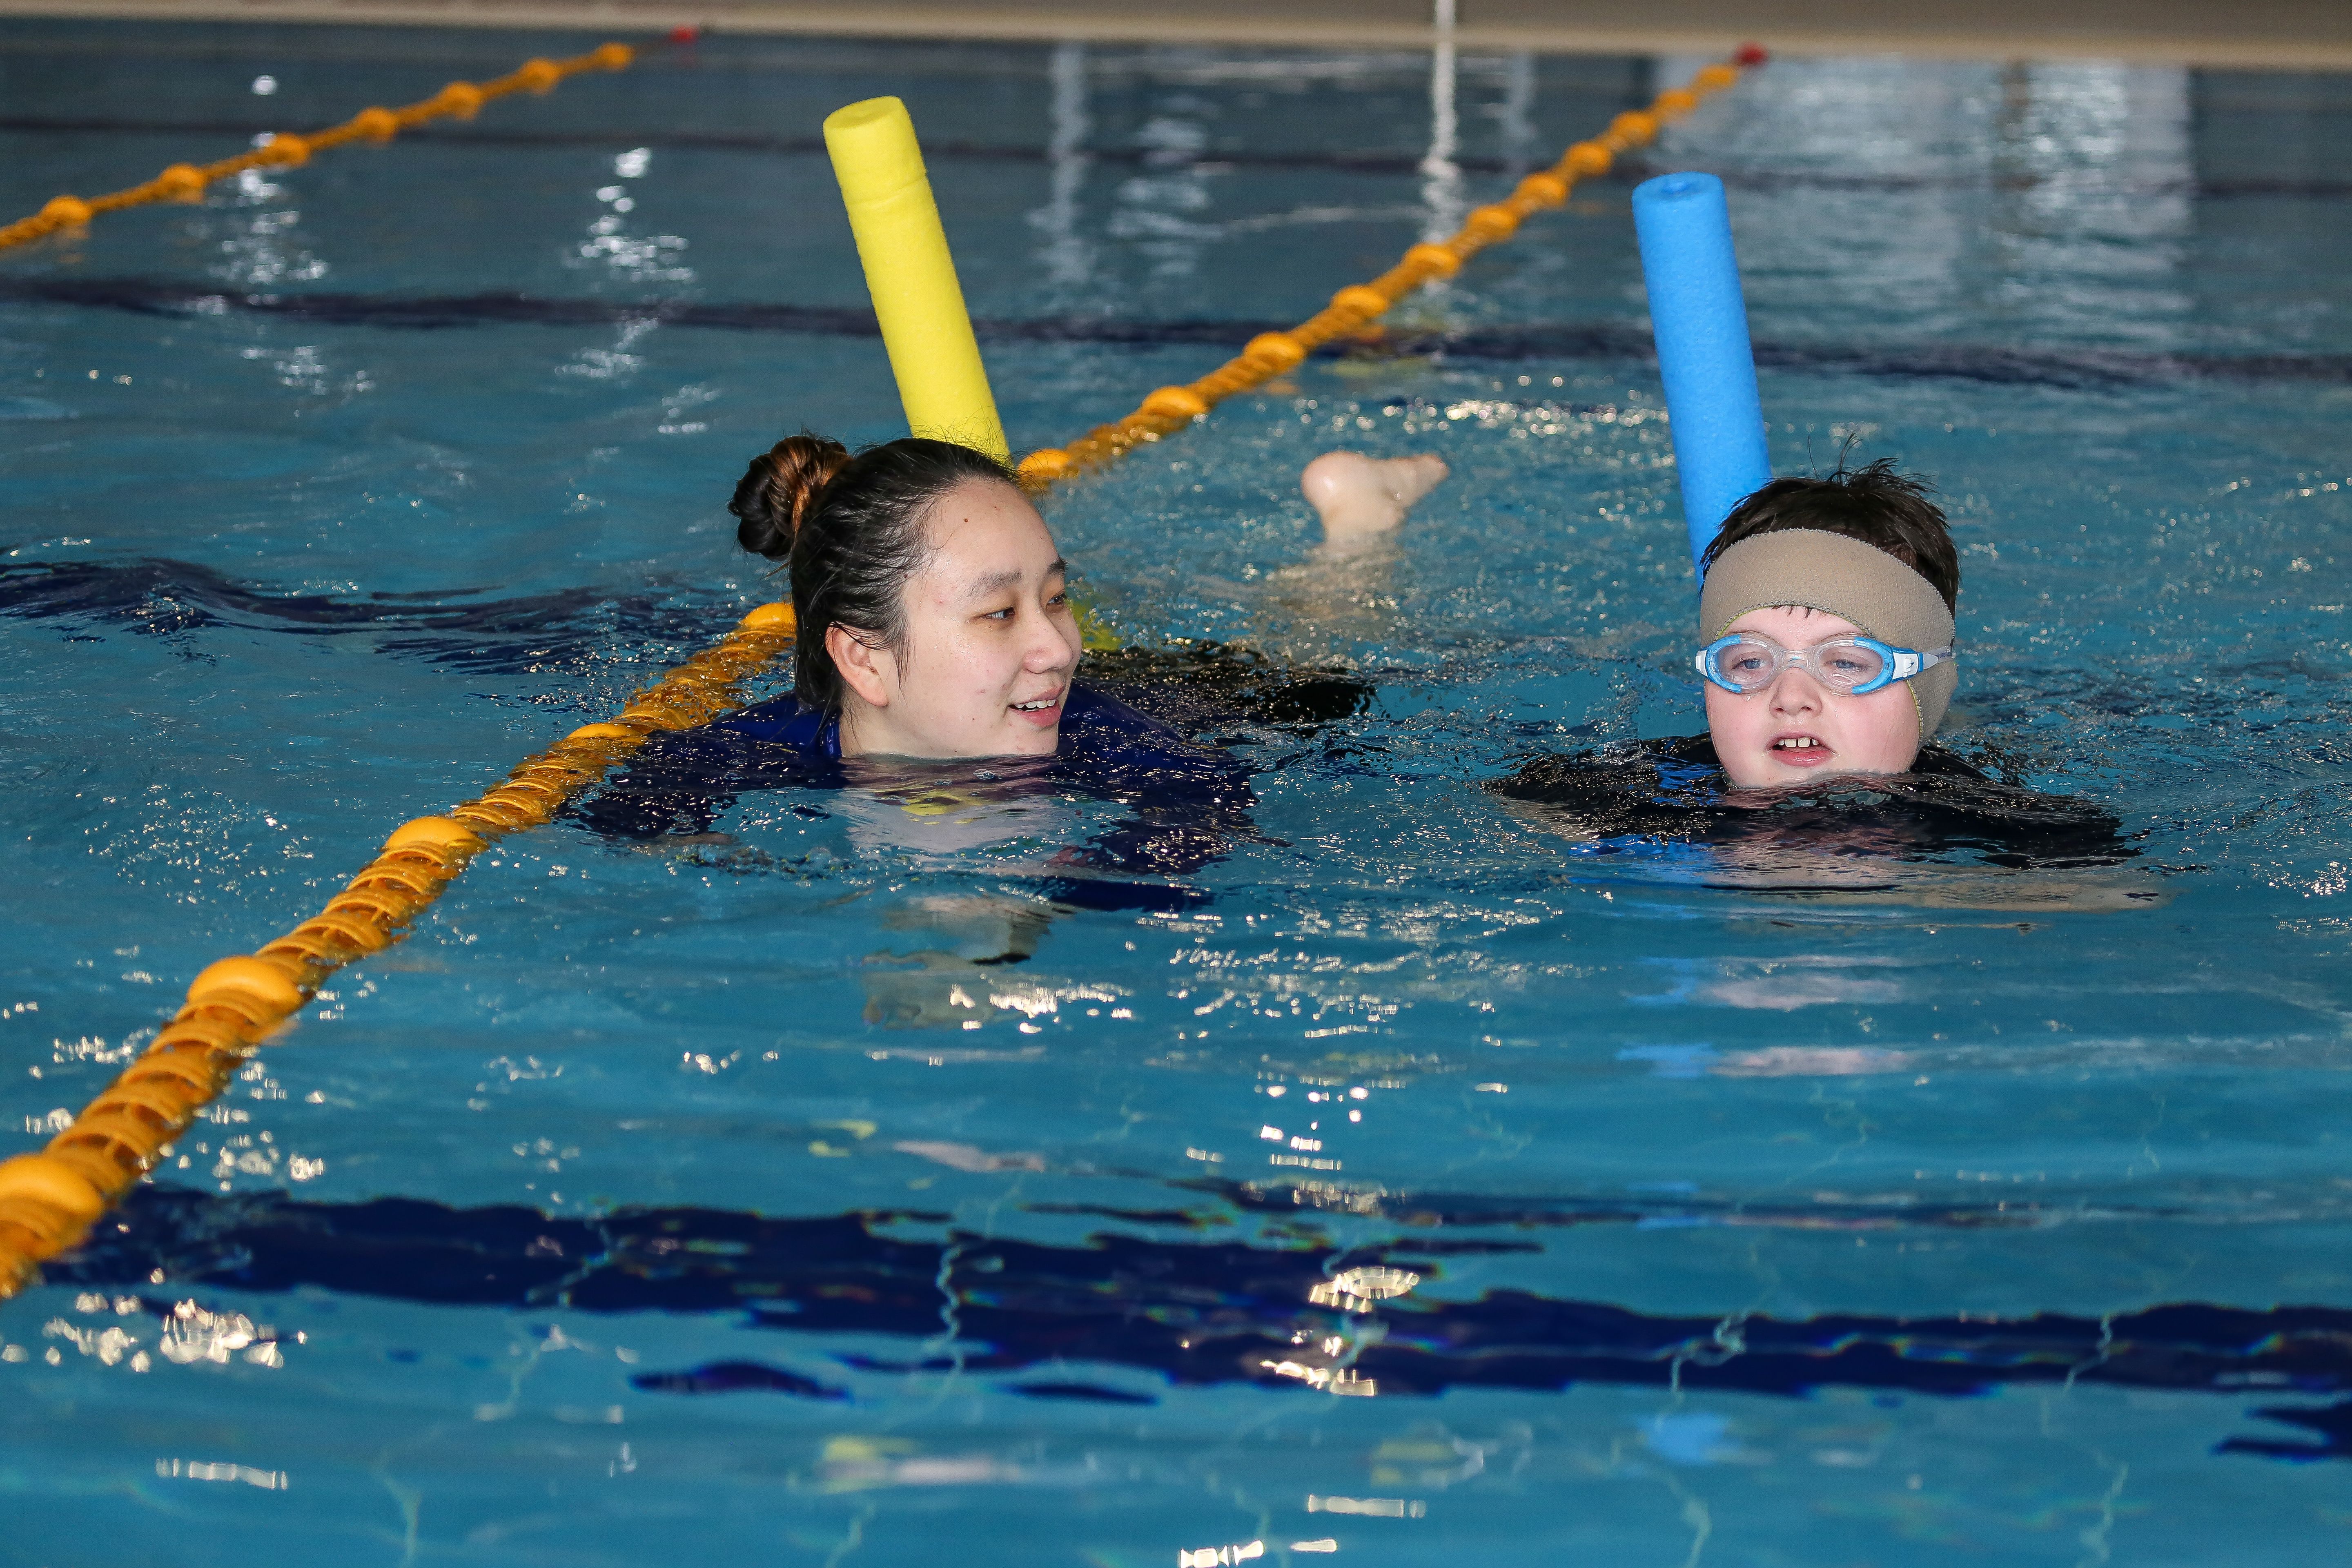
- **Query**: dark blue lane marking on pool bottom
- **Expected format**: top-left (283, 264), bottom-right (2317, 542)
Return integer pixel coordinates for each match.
top-left (1004, 1382), bottom-right (1160, 1405)
top-left (2215, 1401), bottom-right (2352, 1461)
top-left (38, 1186), bottom-right (2352, 1460)
top-left (628, 1361), bottom-right (849, 1400)
top-left (6, 118), bottom-right (2350, 200)
top-left (0, 555), bottom-right (750, 673)
top-left (6, 275), bottom-right (2348, 390)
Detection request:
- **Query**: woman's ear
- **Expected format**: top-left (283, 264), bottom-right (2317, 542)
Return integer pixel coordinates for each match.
top-left (826, 624), bottom-right (894, 709)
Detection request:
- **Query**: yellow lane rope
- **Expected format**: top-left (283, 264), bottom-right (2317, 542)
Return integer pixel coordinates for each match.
top-left (0, 40), bottom-right (1765, 1301)
top-left (0, 34), bottom-right (695, 1300)
top-left (0, 40), bottom-right (640, 255)
top-left (1015, 44), bottom-right (1768, 489)
top-left (0, 604), bottom-right (795, 1298)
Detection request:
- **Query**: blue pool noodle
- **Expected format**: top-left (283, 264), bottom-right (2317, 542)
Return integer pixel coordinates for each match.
top-left (1632, 171), bottom-right (1773, 575)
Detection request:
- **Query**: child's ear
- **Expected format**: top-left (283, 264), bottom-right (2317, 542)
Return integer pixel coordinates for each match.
top-left (827, 625), bottom-right (894, 709)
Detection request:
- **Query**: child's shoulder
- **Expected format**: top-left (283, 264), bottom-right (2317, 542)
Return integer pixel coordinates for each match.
top-left (1491, 734), bottom-right (1724, 806)
top-left (1492, 735), bottom-right (2129, 869)
top-left (1497, 734), bottom-right (1990, 797)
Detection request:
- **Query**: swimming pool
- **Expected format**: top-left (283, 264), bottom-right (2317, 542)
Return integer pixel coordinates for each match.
top-left (3, 20), bottom-right (2351, 1563)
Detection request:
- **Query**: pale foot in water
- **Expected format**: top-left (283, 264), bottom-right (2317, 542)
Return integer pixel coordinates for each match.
top-left (1300, 451), bottom-right (1448, 548)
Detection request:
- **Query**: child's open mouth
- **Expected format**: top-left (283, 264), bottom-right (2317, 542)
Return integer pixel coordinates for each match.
top-left (1771, 733), bottom-right (1831, 764)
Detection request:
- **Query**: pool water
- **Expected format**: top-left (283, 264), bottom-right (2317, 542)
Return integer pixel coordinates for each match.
top-left (4, 22), bottom-right (2352, 1566)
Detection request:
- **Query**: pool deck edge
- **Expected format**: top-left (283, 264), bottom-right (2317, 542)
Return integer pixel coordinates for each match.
top-left (1, 0), bottom-right (2348, 72)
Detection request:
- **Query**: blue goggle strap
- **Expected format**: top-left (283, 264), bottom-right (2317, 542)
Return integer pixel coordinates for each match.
top-left (1878, 643), bottom-right (1956, 693)
top-left (1694, 635), bottom-right (1957, 696)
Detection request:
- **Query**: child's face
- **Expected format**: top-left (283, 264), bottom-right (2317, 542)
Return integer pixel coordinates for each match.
top-left (1703, 606), bottom-right (1922, 787)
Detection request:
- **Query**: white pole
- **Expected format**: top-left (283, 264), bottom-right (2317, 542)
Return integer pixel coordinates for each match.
top-left (1420, 0), bottom-right (1461, 245)
top-left (1501, 49), bottom-right (1537, 177)
top-left (1036, 41), bottom-right (1093, 286)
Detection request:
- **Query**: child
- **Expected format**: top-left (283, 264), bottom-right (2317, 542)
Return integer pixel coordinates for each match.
top-left (1312, 451), bottom-right (1964, 786)
top-left (1690, 459), bottom-right (1960, 787)
top-left (1489, 457), bottom-right (2142, 888)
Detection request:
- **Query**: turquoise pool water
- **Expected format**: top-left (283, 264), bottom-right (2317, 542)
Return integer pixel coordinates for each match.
top-left (3, 22), bottom-right (2352, 1565)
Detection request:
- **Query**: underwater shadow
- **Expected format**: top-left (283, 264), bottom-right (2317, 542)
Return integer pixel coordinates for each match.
top-left (42, 1185), bottom-right (2352, 1459)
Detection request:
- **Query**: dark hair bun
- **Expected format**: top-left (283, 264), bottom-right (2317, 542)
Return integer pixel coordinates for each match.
top-left (729, 433), bottom-right (850, 560)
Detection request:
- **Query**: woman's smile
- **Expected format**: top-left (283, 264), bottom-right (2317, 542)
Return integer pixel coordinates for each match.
top-left (1009, 687), bottom-right (1066, 727)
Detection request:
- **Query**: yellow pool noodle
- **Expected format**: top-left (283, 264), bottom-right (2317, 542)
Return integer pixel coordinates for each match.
top-left (823, 96), bottom-right (1009, 463)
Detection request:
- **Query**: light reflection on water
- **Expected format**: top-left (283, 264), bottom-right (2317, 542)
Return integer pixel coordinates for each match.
top-left (0, 23), bottom-right (2349, 1567)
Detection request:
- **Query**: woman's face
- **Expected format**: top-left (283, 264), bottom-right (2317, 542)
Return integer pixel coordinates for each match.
top-left (831, 478), bottom-right (1082, 760)
top-left (1703, 606), bottom-right (1922, 787)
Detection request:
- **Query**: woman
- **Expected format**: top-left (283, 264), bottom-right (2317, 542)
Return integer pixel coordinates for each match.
top-left (722, 434), bottom-right (1441, 762)
top-left (576, 435), bottom-right (1439, 911)
top-left (724, 433), bottom-right (1140, 764)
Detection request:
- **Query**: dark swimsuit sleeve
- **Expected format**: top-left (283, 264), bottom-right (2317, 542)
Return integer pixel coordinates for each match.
top-left (566, 683), bottom-right (1262, 904)
top-left (1030, 686), bottom-right (1260, 909)
top-left (564, 696), bottom-right (836, 841)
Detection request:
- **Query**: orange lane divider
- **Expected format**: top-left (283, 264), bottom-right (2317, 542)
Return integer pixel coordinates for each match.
top-left (0, 40), bottom-right (641, 256)
top-left (1016, 43), bottom-right (1769, 490)
top-left (0, 603), bottom-right (796, 1300)
top-left (0, 40), bottom-right (1762, 1299)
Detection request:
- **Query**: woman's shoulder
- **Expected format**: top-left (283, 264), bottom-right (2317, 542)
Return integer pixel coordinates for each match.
top-left (1060, 680), bottom-right (1214, 765)
top-left (1061, 681), bottom-right (1177, 743)
top-left (717, 686), bottom-right (1177, 748)
top-left (1058, 681), bottom-right (1252, 799)
top-left (717, 693), bottom-right (838, 756)
top-left (715, 682), bottom-right (1228, 782)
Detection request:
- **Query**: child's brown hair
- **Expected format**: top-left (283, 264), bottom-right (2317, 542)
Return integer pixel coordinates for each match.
top-left (1701, 458), bottom-right (1959, 612)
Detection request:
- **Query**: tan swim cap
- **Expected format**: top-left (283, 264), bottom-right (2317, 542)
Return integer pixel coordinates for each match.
top-left (1697, 529), bottom-right (1958, 738)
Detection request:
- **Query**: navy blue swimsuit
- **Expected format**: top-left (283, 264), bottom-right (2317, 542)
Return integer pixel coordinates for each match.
top-left (571, 681), bottom-right (1258, 910)
top-left (1493, 735), bottom-right (2134, 871)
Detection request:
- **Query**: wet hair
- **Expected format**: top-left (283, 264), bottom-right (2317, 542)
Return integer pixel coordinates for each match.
top-left (728, 433), bottom-right (1020, 712)
top-left (1701, 458), bottom-right (1960, 612)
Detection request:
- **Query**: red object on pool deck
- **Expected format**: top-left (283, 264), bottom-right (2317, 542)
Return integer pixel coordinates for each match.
top-left (1736, 42), bottom-right (1770, 67)
top-left (670, 24), bottom-right (700, 44)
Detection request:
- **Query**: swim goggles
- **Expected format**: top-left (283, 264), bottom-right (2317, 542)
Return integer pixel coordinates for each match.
top-left (1695, 632), bottom-right (1955, 696)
